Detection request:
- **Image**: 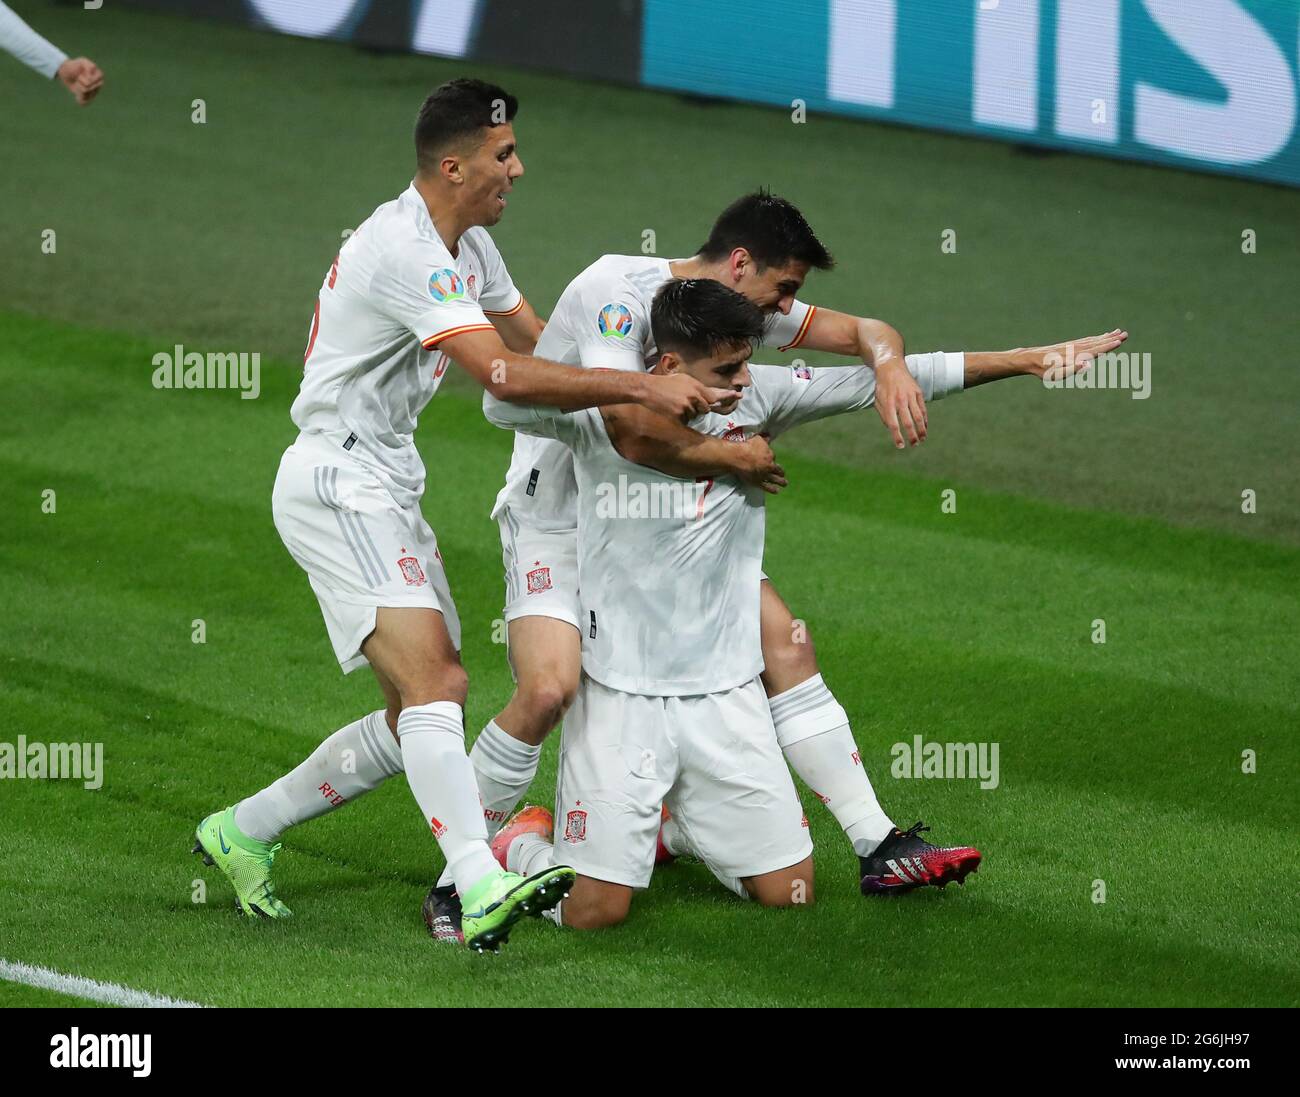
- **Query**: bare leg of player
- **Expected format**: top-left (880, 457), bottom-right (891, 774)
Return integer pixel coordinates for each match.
top-left (741, 856), bottom-right (816, 907)
top-left (554, 857), bottom-right (814, 926)
top-left (495, 616), bottom-right (583, 748)
top-left (550, 876), bottom-right (633, 930)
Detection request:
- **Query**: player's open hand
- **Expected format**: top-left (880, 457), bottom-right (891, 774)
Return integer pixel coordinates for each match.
top-left (641, 373), bottom-right (736, 421)
top-left (734, 434), bottom-right (787, 495)
top-left (874, 358), bottom-right (927, 449)
top-left (1024, 329), bottom-right (1128, 382)
top-left (57, 57), bottom-right (104, 105)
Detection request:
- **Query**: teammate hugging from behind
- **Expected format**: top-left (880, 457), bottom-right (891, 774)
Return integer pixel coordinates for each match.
top-left (480, 279), bottom-right (1110, 927)
top-left (424, 191), bottom-right (1126, 936)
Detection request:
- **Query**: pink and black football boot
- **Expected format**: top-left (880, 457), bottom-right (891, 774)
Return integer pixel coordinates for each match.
top-left (859, 821), bottom-right (981, 894)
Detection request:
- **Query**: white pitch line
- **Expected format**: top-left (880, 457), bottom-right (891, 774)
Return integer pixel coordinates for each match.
top-left (0, 959), bottom-right (204, 1009)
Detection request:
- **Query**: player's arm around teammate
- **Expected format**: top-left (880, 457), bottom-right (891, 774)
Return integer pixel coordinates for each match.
top-left (440, 325), bottom-right (727, 416)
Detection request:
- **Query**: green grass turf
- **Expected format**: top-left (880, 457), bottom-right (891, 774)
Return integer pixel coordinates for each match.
top-left (1, 1), bottom-right (1298, 1007)
top-left (0, 983), bottom-right (110, 1008)
top-left (1, 312), bottom-right (1297, 1007)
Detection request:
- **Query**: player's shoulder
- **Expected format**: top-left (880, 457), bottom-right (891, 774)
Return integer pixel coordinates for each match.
top-left (749, 362), bottom-right (807, 385)
top-left (745, 364), bottom-right (806, 413)
top-left (368, 185), bottom-right (455, 268)
top-left (575, 254), bottom-right (669, 305)
top-left (460, 224), bottom-right (506, 263)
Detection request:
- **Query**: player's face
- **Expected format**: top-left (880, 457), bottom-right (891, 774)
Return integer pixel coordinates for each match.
top-left (464, 123), bottom-right (523, 226)
top-left (733, 258), bottom-right (809, 316)
top-left (681, 342), bottom-right (753, 415)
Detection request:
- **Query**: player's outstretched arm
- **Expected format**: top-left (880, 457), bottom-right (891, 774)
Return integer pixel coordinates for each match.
top-left (600, 404), bottom-right (789, 495)
top-left (440, 327), bottom-right (732, 421)
top-left (798, 307), bottom-right (925, 449)
top-left (760, 329), bottom-right (1129, 438)
top-left (963, 330), bottom-right (1128, 388)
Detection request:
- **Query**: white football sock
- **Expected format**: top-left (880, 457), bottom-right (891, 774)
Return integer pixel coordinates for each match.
top-left (506, 832), bottom-right (554, 877)
top-left (660, 813), bottom-right (689, 858)
top-left (434, 719), bottom-right (542, 889)
top-left (769, 674), bottom-right (894, 856)
top-left (234, 710), bottom-right (403, 843)
top-left (396, 702), bottom-right (499, 894)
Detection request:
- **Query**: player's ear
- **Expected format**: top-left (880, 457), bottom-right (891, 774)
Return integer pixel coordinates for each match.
top-left (440, 153), bottom-right (463, 185)
top-left (729, 248), bottom-right (751, 282)
top-left (658, 352), bottom-right (681, 375)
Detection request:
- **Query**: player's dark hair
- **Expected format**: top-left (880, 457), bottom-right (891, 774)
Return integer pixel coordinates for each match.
top-left (414, 78), bottom-right (518, 173)
top-left (697, 188), bottom-right (834, 271)
top-left (651, 279), bottom-right (766, 360)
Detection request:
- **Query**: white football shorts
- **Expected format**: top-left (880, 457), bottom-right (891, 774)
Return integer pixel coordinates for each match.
top-left (497, 511), bottom-right (581, 631)
top-left (272, 431), bottom-right (462, 673)
top-left (554, 674), bottom-right (812, 889)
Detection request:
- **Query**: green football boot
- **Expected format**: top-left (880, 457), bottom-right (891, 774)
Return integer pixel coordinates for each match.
top-left (191, 806), bottom-right (293, 919)
top-left (459, 865), bottom-right (575, 953)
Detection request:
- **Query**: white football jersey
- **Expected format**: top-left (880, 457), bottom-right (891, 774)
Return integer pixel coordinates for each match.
top-left (485, 353), bottom-right (963, 696)
top-left (292, 183), bottom-right (522, 509)
top-left (490, 253), bottom-right (817, 531)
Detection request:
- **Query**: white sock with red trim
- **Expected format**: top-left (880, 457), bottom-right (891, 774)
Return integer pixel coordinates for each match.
top-left (769, 675), bottom-right (894, 856)
top-left (234, 710), bottom-right (402, 843)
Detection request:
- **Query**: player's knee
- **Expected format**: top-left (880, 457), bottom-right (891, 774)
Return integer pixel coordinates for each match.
top-left (517, 676), bottom-right (577, 736)
top-left (749, 861), bottom-right (815, 908)
top-left (561, 886), bottom-right (631, 930)
top-left (761, 630), bottom-right (819, 693)
top-left (565, 905), bottom-right (628, 930)
top-left (397, 661), bottom-right (469, 709)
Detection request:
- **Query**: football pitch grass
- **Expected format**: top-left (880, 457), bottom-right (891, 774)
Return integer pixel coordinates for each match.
top-left (2, 1), bottom-right (1298, 1007)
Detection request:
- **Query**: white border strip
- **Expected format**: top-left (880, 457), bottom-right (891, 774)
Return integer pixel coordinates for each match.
top-left (1, 959), bottom-right (204, 1009)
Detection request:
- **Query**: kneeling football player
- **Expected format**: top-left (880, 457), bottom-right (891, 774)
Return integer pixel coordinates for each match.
top-left (482, 278), bottom-right (1111, 925)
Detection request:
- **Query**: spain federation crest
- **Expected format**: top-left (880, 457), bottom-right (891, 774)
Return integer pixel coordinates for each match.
top-left (427, 268), bottom-right (465, 303)
top-left (526, 565), bottom-right (552, 594)
top-left (398, 556), bottom-right (426, 586)
top-left (596, 302), bottom-right (633, 340)
top-left (564, 809), bottom-right (587, 843)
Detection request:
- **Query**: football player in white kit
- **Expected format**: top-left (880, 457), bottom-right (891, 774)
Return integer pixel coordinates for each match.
top-left (190, 79), bottom-right (733, 953)
top-left (481, 278), bottom-right (1115, 927)
top-left (422, 192), bottom-right (1128, 934)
